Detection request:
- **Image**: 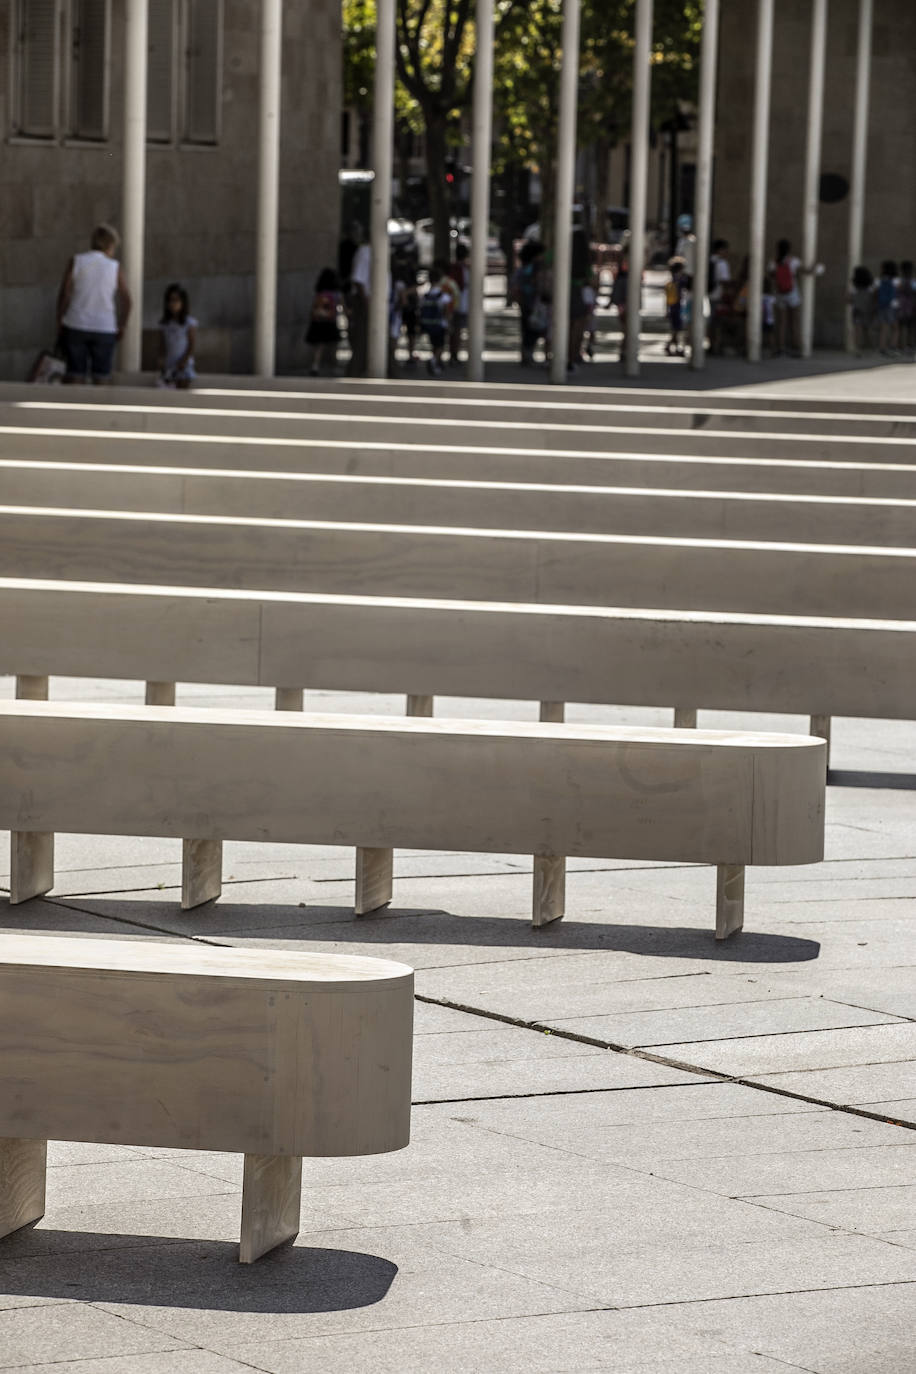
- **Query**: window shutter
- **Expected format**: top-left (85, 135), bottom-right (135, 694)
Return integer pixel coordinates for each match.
top-left (184, 0), bottom-right (221, 143)
top-left (18, 0), bottom-right (59, 138)
top-left (71, 0), bottom-right (108, 140)
top-left (147, 0), bottom-right (174, 141)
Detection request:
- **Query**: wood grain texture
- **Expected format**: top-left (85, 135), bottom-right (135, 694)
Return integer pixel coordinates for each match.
top-left (0, 702), bottom-right (825, 867)
top-left (355, 847), bottom-right (394, 915)
top-left (532, 856), bottom-right (566, 928)
top-left (1, 579), bottom-right (915, 722)
top-left (239, 1153), bottom-right (302, 1263)
top-left (10, 831), bottom-right (54, 905)
top-left (0, 1138), bottom-right (47, 1238)
top-left (181, 838), bottom-right (223, 909)
top-left (0, 935), bottom-right (414, 1156)
top-left (716, 864), bottom-right (746, 940)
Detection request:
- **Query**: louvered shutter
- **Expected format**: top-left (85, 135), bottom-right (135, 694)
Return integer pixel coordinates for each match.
top-left (71, 0), bottom-right (108, 140)
top-left (184, 0), bottom-right (221, 144)
top-left (147, 0), bottom-right (174, 141)
top-left (18, 0), bottom-right (59, 138)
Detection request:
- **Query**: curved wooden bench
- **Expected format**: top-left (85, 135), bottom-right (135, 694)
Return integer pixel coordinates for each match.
top-left (3, 459), bottom-right (915, 546)
top-left (0, 505), bottom-right (914, 620)
top-left (3, 427), bottom-right (915, 499)
top-left (0, 935), bottom-right (413, 1262)
top-left (0, 701), bottom-right (826, 940)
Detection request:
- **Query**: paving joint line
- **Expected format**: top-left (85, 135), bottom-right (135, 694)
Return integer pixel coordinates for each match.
top-left (415, 994), bottom-right (916, 1132)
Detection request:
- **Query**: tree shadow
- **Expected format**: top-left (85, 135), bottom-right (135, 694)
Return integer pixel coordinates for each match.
top-left (27, 896), bottom-right (822, 963)
top-left (0, 1231), bottom-right (397, 1311)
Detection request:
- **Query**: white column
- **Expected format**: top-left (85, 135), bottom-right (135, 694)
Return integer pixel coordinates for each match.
top-left (550, 0), bottom-right (581, 385)
top-left (746, 0), bottom-right (774, 364)
top-left (368, 0), bottom-right (396, 379)
top-left (800, 0), bottom-right (828, 358)
top-left (254, 0), bottom-right (282, 377)
top-left (847, 0), bottom-right (872, 349)
top-left (689, 0), bottom-right (719, 369)
top-left (468, 0), bottom-right (495, 383)
top-left (625, 0), bottom-right (653, 378)
top-left (121, 0), bottom-right (148, 373)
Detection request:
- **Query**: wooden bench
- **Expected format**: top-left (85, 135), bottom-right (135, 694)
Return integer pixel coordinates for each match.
top-left (1, 505), bottom-right (914, 620)
top-left (3, 426), bottom-right (915, 500)
top-left (5, 398), bottom-right (916, 461)
top-left (4, 458), bottom-right (915, 546)
top-left (0, 935), bottom-right (413, 1262)
top-left (0, 701), bottom-right (826, 939)
top-left (3, 578), bottom-right (912, 757)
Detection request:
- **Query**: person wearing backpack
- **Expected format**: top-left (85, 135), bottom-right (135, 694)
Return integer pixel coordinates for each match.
top-left (875, 260), bottom-right (899, 356)
top-left (769, 238), bottom-right (807, 356)
top-left (419, 265), bottom-right (451, 375)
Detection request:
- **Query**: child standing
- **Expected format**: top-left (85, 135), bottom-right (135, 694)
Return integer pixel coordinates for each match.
top-left (157, 283), bottom-right (197, 388)
top-left (848, 265), bottom-right (874, 355)
top-left (305, 268), bottom-right (342, 375)
top-left (419, 266), bottom-right (451, 375)
top-left (664, 256), bottom-right (686, 356)
top-left (875, 261), bottom-right (898, 356)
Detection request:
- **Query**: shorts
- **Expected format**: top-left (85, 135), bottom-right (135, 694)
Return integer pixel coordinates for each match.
top-left (62, 327), bottom-right (118, 381)
top-left (774, 290), bottom-right (801, 311)
top-left (667, 304), bottom-right (683, 331)
top-left (426, 325), bottom-right (446, 349)
top-left (452, 312), bottom-right (468, 331)
top-left (877, 306), bottom-right (897, 326)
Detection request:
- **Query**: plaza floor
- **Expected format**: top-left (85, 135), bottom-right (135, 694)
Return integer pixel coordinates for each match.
top-left (0, 370), bottom-right (914, 1372)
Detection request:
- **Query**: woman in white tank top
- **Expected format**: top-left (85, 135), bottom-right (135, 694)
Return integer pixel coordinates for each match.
top-left (57, 224), bottom-right (132, 383)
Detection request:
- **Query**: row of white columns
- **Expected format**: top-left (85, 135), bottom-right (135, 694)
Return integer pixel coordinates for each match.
top-left (120, 0), bottom-right (283, 375)
top-left (122, 0), bottom-right (874, 380)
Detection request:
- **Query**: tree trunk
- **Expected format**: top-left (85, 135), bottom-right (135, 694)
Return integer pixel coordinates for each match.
top-left (594, 138), bottom-right (612, 245)
top-left (424, 115), bottom-right (452, 263)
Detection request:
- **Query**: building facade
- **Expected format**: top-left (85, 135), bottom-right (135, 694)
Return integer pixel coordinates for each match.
top-left (714, 0), bottom-right (916, 348)
top-left (0, 0), bottom-right (340, 379)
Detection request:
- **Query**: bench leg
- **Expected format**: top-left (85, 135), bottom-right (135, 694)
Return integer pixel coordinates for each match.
top-left (533, 855), bottom-right (566, 927)
top-left (406, 694), bottom-right (434, 718)
top-left (10, 833), bottom-right (54, 905)
top-left (181, 838), bottom-right (223, 909)
top-left (15, 675), bottom-right (49, 701)
top-left (716, 863), bottom-right (745, 940)
top-left (275, 687), bottom-right (304, 711)
top-left (239, 1152), bottom-right (302, 1263)
top-left (146, 681), bottom-right (176, 706)
top-left (355, 847), bottom-right (393, 915)
top-left (539, 701), bottom-right (565, 723)
top-left (674, 707), bottom-right (697, 729)
top-left (0, 1138), bottom-right (47, 1240)
top-left (810, 714), bottom-right (831, 769)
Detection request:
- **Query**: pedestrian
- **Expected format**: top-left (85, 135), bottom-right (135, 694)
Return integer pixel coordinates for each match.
top-left (56, 224), bottom-right (131, 384)
top-left (567, 226), bottom-right (590, 371)
top-left (304, 268), bottom-right (342, 376)
top-left (346, 227), bottom-right (371, 376)
top-left (875, 260), bottom-right (899, 356)
top-left (157, 283), bottom-right (197, 389)
top-left (674, 213), bottom-right (697, 286)
top-left (770, 238), bottom-right (804, 356)
top-left (610, 252), bottom-right (629, 362)
top-left (664, 256), bottom-right (686, 356)
top-left (762, 274), bottom-right (776, 356)
top-left (897, 260), bottom-right (916, 357)
top-left (388, 253), bottom-right (409, 375)
top-left (707, 239), bottom-right (731, 355)
top-left (447, 243), bottom-right (470, 365)
top-left (513, 240), bottom-right (546, 366)
top-left (419, 265), bottom-right (451, 375)
top-left (848, 265), bottom-right (874, 355)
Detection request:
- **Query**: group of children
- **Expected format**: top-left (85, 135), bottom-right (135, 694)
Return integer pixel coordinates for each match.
top-left (849, 261), bottom-right (916, 356)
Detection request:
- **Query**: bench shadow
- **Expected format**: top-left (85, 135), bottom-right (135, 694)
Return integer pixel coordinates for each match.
top-left (828, 769), bottom-right (916, 791)
top-left (0, 1232), bottom-right (397, 1312)
top-left (29, 897), bottom-right (822, 963)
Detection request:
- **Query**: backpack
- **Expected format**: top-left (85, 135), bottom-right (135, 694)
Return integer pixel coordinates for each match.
top-left (420, 288), bottom-right (446, 330)
top-left (897, 281), bottom-right (916, 321)
top-left (774, 259), bottom-right (794, 294)
top-left (311, 290), bottom-right (337, 323)
top-left (665, 278), bottom-right (681, 307)
top-left (877, 276), bottom-right (897, 309)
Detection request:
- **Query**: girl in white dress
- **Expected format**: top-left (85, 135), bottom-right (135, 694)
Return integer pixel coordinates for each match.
top-left (157, 283), bottom-right (197, 388)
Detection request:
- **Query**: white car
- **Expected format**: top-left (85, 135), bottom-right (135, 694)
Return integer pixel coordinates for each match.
top-left (415, 218), bottom-right (506, 273)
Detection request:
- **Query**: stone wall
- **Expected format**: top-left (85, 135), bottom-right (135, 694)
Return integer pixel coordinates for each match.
top-left (714, 0), bottom-right (916, 347)
top-left (0, 0), bottom-right (340, 380)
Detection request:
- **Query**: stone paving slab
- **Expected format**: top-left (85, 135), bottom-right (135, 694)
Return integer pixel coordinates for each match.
top-left (0, 1305), bottom-right (186, 1368)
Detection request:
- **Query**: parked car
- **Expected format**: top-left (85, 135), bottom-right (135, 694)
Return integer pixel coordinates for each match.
top-left (415, 217), bottom-right (506, 273)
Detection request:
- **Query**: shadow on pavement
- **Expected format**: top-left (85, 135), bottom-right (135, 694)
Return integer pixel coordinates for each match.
top-left (34, 897), bottom-right (822, 963)
top-left (0, 1233), bottom-right (398, 1310)
top-left (828, 769), bottom-right (916, 791)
